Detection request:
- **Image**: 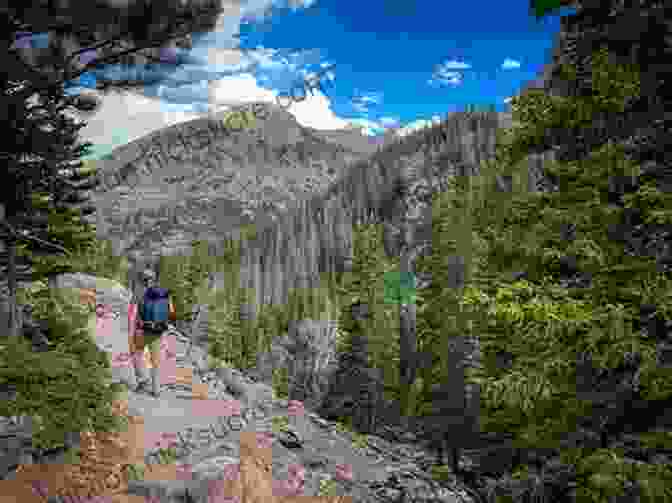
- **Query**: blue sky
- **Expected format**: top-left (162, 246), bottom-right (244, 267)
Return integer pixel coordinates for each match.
top-left (237, 0), bottom-right (575, 131)
top-left (15, 0), bottom-right (578, 155)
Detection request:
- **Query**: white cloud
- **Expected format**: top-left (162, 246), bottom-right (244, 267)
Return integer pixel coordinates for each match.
top-left (287, 0), bottom-right (317, 9)
top-left (66, 90), bottom-right (205, 154)
top-left (283, 90), bottom-right (352, 130)
top-left (428, 59), bottom-right (472, 87)
top-left (428, 72), bottom-right (463, 87)
top-left (501, 58), bottom-right (521, 70)
top-left (438, 60), bottom-right (472, 70)
top-left (70, 69), bottom-right (356, 152)
top-left (205, 47), bottom-right (248, 69)
top-left (396, 117), bottom-right (442, 137)
top-left (209, 73), bottom-right (278, 107)
top-left (242, 47), bottom-right (284, 70)
top-left (350, 92), bottom-right (383, 113)
top-left (64, 0), bottom-right (328, 151)
top-left (346, 118), bottom-right (387, 136)
top-left (379, 116), bottom-right (400, 127)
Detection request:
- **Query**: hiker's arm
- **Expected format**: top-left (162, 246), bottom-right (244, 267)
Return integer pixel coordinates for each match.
top-left (169, 297), bottom-right (177, 322)
top-left (136, 298), bottom-right (144, 328)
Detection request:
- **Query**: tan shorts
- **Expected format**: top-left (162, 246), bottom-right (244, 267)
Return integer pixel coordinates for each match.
top-left (132, 330), bottom-right (163, 367)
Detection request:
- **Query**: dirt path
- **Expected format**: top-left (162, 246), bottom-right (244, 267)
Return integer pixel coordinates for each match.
top-left (4, 383), bottom-right (392, 502)
top-left (2, 303), bottom-right (463, 502)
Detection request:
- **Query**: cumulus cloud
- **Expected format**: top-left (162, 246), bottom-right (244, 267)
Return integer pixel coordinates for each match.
top-left (501, 58), bottom-right (521, 70)
top-left (209, 73), bottom-right (278, 108)
top-left (66, 91), bottom-right (204, 155)
top-left (70, 68), bottom-right (359, 153)
top-left (64, 0), bottom-right (342, 152)
top-left (283, 90), bottom-right (352, 130)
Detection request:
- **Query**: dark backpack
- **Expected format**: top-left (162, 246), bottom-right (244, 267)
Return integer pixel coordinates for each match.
top-left (140, 287), bottom-right (170, 331)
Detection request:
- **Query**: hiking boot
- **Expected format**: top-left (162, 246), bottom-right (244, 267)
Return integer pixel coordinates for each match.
top-left (132, 351), bottom-right (148, 375)
top-left (150, 367), bottom-right (161, 398)
top-left (135, 379), bottom-right (151, 393)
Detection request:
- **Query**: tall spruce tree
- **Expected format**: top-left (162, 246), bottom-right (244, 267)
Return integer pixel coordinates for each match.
top-left (12, 79), bottom-right (101, 280)
top-left (318, 301), bottom-right (383, 434)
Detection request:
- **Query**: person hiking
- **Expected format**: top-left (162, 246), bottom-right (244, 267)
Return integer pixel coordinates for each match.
top-left (131, 268), bottom-right (176, 397)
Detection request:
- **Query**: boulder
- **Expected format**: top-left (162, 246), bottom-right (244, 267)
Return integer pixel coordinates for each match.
top-left (48, 273), bottom-right (132, 314)
top-left (215, 365), bottom-right (275, 410)
top-left (187, 343), bottom-right (210, 376)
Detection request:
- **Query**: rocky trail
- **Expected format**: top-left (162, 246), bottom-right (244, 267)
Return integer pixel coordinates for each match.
top-left (1, 280), bottom-right (476, 503)
top-left (121, 330), bottom-right (474, 503)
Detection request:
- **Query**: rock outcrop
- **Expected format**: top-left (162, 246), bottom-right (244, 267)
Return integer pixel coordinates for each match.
top-left (84, 103), bottom-right (377, 259)
top-left (48, 273), bottom-right (133, 312)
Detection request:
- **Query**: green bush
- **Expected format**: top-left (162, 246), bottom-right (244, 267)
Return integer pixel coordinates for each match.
top-left (20, 228), bottom-right (129, 288)
top-left (0, 287), bottom-right (126, 452)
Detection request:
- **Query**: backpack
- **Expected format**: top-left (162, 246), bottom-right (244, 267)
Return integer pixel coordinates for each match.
top-left (140, 287), bottom-right (174, 331)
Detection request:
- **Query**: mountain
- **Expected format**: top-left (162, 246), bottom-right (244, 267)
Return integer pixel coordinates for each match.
top-left (83, 102), bottom-right (379, 259)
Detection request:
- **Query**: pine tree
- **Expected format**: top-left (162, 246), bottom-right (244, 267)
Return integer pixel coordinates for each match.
top-left (13, 85), bottom-right (101, 280)
top-left (1, 0), bottom-right (229, 336)
top-left (3, 1), bottom-right (224, 103)
top-left (429, 43), bottom-right (672, 502)
top-left (319, 301), bottom-right (383, 434)
top-left (0, 58), bottom-right (89, 336)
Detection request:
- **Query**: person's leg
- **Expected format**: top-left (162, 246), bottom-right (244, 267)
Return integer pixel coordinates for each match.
top-left (147, 332), bottom-right (163, 397)
top-left (132, 331), bottom-right (151, 391)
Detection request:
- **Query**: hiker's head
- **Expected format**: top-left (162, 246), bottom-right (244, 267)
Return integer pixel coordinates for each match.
top-left (142, 269), bottom-right (156, 287)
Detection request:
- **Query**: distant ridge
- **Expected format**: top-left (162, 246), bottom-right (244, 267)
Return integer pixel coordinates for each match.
top-left (84, 102), bottom-right (381, 258)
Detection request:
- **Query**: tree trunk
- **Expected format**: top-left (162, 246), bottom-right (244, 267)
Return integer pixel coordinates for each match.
top-left (398, 222), bottom-right (417, 423)
top-left (451, 445), bottom-right (461, 475)
top-left (399, 303), bottom-right (417, 387)
top-left (7, 237), bottom-right (19, 338)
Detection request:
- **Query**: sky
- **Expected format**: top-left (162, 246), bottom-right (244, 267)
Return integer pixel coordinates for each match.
top-left (18, 0), bottom-right (578, 157)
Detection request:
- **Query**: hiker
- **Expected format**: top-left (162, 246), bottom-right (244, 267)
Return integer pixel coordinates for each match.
top-left (131, 268), bottom-right (176, 397)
